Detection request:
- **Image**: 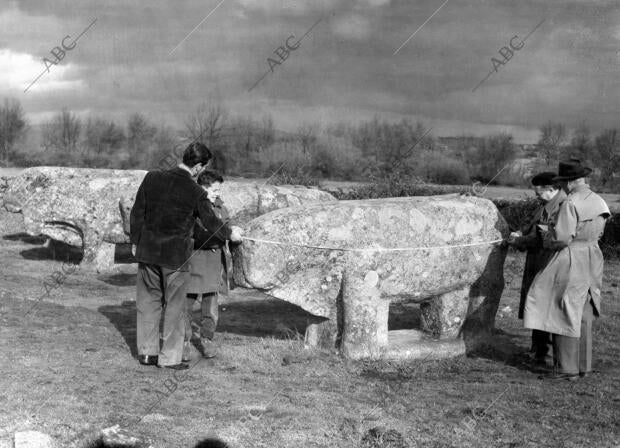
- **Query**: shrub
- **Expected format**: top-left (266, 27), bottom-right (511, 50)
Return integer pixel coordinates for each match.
top-left (417, 151), bottom-right (470, 185)
top-left (332, 174), bottom-right (466, 200)
top-left (491, 198), bottom-right (540, 231)
top-left (269, 165), bottom-right (320, 187)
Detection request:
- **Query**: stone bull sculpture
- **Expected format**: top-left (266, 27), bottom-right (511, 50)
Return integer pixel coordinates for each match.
top-left (2, 167), bottom-right (336, 272)
top-left (233, 195), bottom-right (508, 360)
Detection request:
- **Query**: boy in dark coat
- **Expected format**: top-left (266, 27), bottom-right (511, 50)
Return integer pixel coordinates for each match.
top-left (184, 169), bottom-right (234, 360)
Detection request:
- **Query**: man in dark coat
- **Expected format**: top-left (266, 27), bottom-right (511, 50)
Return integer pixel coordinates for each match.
top-left (130, 142), bottom-right (242, 370)
top-left (508, 172), bottom-right (566, 368)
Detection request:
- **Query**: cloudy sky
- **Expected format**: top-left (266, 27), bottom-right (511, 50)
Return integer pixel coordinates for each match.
top-left (1, 0), bottom-right (619, 143)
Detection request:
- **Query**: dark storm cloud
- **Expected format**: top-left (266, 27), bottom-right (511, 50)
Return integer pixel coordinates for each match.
top-left (2, 0), bottom-right (619, 142)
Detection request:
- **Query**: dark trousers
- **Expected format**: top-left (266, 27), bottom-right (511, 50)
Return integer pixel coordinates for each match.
top-left (531, 330), bottom-right (553, 364)
top-left (553, 299), bottom-right (594, 374)
top-left (136, 263), bottom-right (188, 366)
top-left (185, 292), bottom-right (219, 341)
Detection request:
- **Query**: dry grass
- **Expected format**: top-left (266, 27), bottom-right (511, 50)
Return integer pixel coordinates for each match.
top-left (0, 209), bottom-right (619, 448)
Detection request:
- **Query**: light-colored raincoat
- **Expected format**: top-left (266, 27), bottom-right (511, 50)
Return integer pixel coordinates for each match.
top-left (513, 190), bottom-right (566, 319)
top-left (523, 184), bottom-right (610, 337)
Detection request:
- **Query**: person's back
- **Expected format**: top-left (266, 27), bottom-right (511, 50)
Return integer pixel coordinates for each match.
top-left (132, 168), bottom-right (232, 271)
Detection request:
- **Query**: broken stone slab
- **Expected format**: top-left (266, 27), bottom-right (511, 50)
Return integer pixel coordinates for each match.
top-left (13, 431), bottom-right (55, 448)
top-left (2, 167), bottom-right (336, 273)
top-left (233, 195), bottom-right (508, 360)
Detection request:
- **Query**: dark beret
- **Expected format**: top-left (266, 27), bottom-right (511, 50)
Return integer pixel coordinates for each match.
top-left (531, 172), bottom-right (557, 186)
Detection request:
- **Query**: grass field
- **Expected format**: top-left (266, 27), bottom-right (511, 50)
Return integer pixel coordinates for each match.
top-left (1, 206), bottom-right (619, 448)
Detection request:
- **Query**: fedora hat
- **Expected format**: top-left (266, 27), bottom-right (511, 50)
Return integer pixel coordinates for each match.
top-left (553, 158), bottom-right (592, 181)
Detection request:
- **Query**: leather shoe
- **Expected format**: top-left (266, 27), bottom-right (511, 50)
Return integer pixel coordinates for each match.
top-left (200, 338), bottom-right (217, 359)
top-left (159, 363), bottom-right (190, 370)
top-left (182, 341), bottom-right (192, 362)
top-left (538, 372), bottom-right (579, 381)
top-left (138, 355), bottom-right (158, 366)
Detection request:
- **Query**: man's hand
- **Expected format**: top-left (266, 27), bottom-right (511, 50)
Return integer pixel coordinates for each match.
top-left (507, 231), bottom-right (522, 245)
top-left (131, 244), bottom-right (137, 257)
top-left (229, 226), bottom-right (244, 243)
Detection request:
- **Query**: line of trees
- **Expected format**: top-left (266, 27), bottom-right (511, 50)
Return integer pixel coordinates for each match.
top-left (0, 97), bottom-right (618, 189)
top-left (537, 120), bottom-right (620, 186)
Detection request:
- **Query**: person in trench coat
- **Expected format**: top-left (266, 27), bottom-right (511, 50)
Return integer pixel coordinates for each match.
top-left (183, 169), bottom-right (233, 360)
top-left (508, 172), bottom-right (566, 368)
top-left (523, 159), bottom-right (610, 380)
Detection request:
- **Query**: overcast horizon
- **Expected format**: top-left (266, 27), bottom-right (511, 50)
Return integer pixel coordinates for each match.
top-left (2, 0), bottom-right (620, 145)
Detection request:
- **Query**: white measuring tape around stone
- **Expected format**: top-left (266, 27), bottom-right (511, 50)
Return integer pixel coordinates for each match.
top-left (241, 236), bottom-right (505, 252)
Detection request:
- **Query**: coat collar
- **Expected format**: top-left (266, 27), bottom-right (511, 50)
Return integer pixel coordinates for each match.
top-left (177, 163), bottom-right (193, 176)
top-left (169, 166), bottom-right (192, 178)
top-left (569, 183), bottom-right (590, 196)
top-left (544, 189), bottom-right (566, 215)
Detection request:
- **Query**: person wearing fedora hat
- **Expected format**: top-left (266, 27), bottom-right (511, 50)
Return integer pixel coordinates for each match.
top-left (523, 159), bottom-right (610, 380)
top-left (507, 171), bottom-right (566, 370)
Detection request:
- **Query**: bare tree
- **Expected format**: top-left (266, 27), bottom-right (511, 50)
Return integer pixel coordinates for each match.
top-left (146, 124), bottom-right (179, 169)
top-left (568, 121), bottom-right (592, 163)
top-left (185, 102), bottom-right (227, 144)
top-left (467, 132), bottom-right (516, 182)
top-left (127, 113), bottom-right (157, 159)
top-left (0, 98), bottom-right (27, 163)
top-left (593, 129), bottom-right (620, 186)
top-left (257, 115), bottom-right (275, 149)
top-left (296, 123), bottom-right (318, 155)
top-left (538, 121), bottom-right (566, 167)
top-left (84, 117), bottom-right (125, 154)
top-left (41, 108), bottom-right (81, 152)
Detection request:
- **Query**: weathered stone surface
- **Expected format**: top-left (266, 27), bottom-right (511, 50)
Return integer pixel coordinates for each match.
top-left (100, 425), bottom-right (153, 447)
top-left (14, 430), bottom-right (55, 448)
top-left (118, 179), bottom-right (336, 232)
top-left (2, 167), bottom-right (335, 272)
top-left (2, 167), bottom-right (147, 270)
top-left (233, 195), bottom-right (508, 359)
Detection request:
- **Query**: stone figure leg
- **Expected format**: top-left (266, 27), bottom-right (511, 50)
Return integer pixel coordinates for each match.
top-left (92, 242), bottom-right (116, 272)
top-left (420, 285), bottom-right (470, 339)
top-left (304, 288), bottom-right (343, 350)
top-left (340, 267), bottom-right (389, 360)
top-left (305, 317), bottom-right (339, 349)
top-left (81, 231), bottom-right (116, 272)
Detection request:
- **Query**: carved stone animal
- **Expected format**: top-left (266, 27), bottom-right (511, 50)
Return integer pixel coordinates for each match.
top-left (2, 167), bottom-right (336, 272)
top-left (233, 195), bottom-right (508, 360)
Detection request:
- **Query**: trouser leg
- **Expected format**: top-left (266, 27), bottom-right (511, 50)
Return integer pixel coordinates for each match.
top-left (184, 294), bottom-right (197, 342)
top-left (579, 300), bottom-right (594, 374)
top-left (532, 330), bottom-right (553, 364)
top-left (200, 292), bottom-right (219, 340)
top-left (553, 298), bottom-right (594, 375)
top-left (553, 333), bottom-right (579, 374)
top-left (136, 263), bottom-right (164, 356)
top-left (158, 268), bottom-right (189, 366)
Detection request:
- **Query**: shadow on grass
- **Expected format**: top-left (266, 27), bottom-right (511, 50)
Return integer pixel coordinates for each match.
top-left (215, 298), bottom-right (312, 339)
top-left (465, 328), bottom-right (535, 373)
top-left (19, 239), bottom-right (83, 263)
top-left (98, 297), bottom-right (320, 359)
top-left (98, 273), bottom-right (136, 287)
top-left (98, 301), bottom-right (138, 358)
top-left (3, 232), bottom-right (47, 245)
